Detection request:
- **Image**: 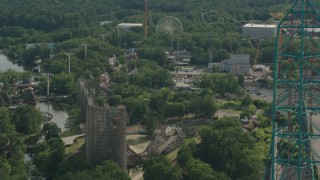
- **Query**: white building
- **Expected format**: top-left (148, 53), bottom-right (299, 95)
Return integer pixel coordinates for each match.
top-left (100, 21), bottom-right (113, 26)
top-left (117, 23), bottom-right (143, 31)
top-left (243, 24), bottom-right (277, 39)
top-left (179, 67), bottom-right (194, 72)
top-left (254, 64), bottom-right (270, 73)
top-left (220, 54), bottom-right (251, 75)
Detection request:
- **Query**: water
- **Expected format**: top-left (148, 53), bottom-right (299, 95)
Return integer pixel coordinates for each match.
top-left (36, 102), bottom-right (68, 132)
top-left (0, 53), bottom-right (24, 72)
top-left (0, 53), bottom-right (69, 132)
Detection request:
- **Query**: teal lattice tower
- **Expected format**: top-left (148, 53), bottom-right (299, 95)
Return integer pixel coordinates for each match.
top-left (271, 0), bottom-right (320, 179)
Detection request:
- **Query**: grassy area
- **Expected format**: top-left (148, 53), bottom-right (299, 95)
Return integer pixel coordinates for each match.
top-left (127, 136), bottom-right (150, 145)
top-left (166, 147), bottom-right (180, 161)
top-left (215, 109), bottom-right (241, 118)
top-left (166, 137), bottom-right (202, 161)
top-left (65, 137), bottom-right (85, 155)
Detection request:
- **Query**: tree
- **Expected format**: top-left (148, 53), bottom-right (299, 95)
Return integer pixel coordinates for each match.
top-left (12, 105), bottom-right (43, 134)
top-left (241, 95), bottom-right (252, 106)
top-left (113, 84), bottom-right (144, 98)
top-left (143, 156), bottom-right (181, 180)
top-left (0, 107), bottom-right (15, 135)
top-left (136, 46), bottom-right (166, 66)
top-left (196, 73), bottom-right (242, 96)
top-left (22, 45), bottom-right (50, 65)
top-left (149, 89), bottom-right (172, 110)
top-left (93, 161), bottom-right (130, 180)
top-left (58, 160), bottom-right (129, 180)
top-left (96, 96), bottom-right (107, 106)
top-left (123, 97), bottom-right (146, 122)
top-left (42, 123), bottom-right (61, 140)
top-left (185, 159), bottom-right (230, 180)
top-left (237, 74), bottom-right (245, 85)
top-left (189, 96), bottom-right (218, 117)
top-left (162, 102), bottom-right (186, 119)
top-left (107, 95), bottom-right (123, 106)
top-left (51, 72), bottom-right (76, 95)
top-left (0, 108), bottom-right (28, 178)
top-left (260, 47), bottom-right (274, 63)
top-left (130, 64), bottom-right (173, 88)
top-left (177, 144), bottom-right (194, 168)
top-left (65, 105), bottom-right (82, 133)
top-left (34, 138), bottom-right (65, 179)
top-left (142, 111), bottom-right (162, 136)
top-left (110, 71), bottom-right (129, 83)
top-left (196, 117), bottom-right (263, 179)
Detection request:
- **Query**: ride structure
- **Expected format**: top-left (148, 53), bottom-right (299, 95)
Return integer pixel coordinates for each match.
top-left (156, 16), bottom-right (183, 35)
top-left (271, 0), bottom-right (320, 179)
top-left (156, 16), bottom-right (183, 52)
top-left (79, 79), bottom-right (128, 171)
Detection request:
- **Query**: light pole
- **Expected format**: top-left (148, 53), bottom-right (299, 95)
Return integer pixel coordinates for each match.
top-left (82, 43), bottom-right (89, 60)
top-left (100, 34), bottom-right (108, 42)
top-left (65, 53), bottom-right (73, 74)
top-left (47, 73), bottom-right (50, 97)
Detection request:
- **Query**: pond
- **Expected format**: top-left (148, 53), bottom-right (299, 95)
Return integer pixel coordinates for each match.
top-left (1, 53), bottom-right (69, 132)
top-left (0, 53), bottom-right (24, 72)
top-left (36, 102), bottom-right (68, 132)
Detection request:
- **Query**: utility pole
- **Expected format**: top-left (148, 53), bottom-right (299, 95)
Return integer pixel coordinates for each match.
top-left (82, 43), bottom-right (89, 60)
top-left (65, 53), bottom-right (73, 74)
top-left (253, 39), bottom-right (260, 84)
top-left (144, 0), bottom-right (148, 38)
top-left (100, 34), bottom-right (108, 42)
top-left (47, 73), bottom-right (50, 97)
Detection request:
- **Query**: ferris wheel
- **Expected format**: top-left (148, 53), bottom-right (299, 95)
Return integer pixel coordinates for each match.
top-left (156, 16), bottom-right (183, 35)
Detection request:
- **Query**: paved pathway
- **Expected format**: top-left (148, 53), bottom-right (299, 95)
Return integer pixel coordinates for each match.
top-left (62, 134), bottom-right (85, 146)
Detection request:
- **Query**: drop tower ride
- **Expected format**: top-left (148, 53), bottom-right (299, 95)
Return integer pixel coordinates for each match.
top-left (271, 0), bottom-right (320, 179)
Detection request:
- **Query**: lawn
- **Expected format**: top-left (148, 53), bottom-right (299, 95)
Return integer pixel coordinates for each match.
top-left (65, 137), bottom-right (85, 155)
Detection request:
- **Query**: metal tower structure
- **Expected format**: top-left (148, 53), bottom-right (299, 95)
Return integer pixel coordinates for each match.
top-left (271, 0), bottom-right (320, 179)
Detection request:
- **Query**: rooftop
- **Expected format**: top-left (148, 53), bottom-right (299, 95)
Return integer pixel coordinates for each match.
top-left (243, 24), bottom-right (277, 28)
top-left (117, 23), bottom-right (143, 27)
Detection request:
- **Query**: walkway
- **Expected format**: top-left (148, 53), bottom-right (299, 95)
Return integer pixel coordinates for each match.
top-left (62, 134), bottom-right (85, 146)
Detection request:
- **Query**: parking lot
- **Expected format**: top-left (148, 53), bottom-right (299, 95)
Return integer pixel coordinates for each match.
top-left (245, 86), bottom-right (273, 103)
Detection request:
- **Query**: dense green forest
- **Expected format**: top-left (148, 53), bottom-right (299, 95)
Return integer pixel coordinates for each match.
top-left (1, 0), bottom-right (289, 66)
top-left (0, 0), bottom-right (291, 179)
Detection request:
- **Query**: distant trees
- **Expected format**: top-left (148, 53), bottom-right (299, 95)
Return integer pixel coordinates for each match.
top-left (196, 73), bottom-right (243, 96)
top-left (22, 45), bottom-right (50, 65)
top-left (129, 60), bottom-right (173, 88)
top-left (0, 70), bottom-right (32, 87)
top-left (136, 46), bottom-right (167, 66)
